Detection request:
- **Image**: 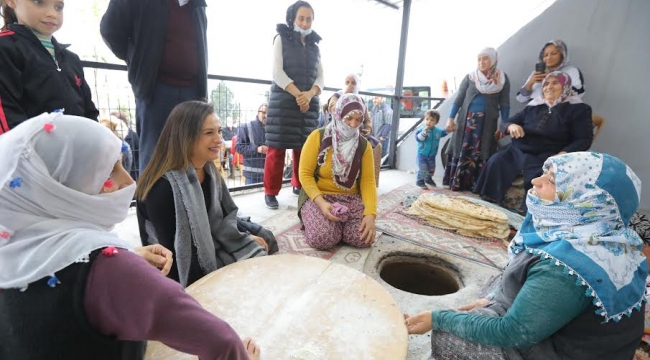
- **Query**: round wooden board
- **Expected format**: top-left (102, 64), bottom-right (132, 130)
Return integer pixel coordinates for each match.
top-left (145, 254), bottom-right (408, 360)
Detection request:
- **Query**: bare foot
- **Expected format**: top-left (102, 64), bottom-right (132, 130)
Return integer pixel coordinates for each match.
top-left (243, 337), bottom-right (260, 360)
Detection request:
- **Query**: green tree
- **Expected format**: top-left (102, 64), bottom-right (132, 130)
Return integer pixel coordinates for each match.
top-left (211, 81), bottom-right (237, 121)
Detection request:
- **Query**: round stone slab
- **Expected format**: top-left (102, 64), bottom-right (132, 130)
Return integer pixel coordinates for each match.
top-left (145, 254), bottom-right (408, 360)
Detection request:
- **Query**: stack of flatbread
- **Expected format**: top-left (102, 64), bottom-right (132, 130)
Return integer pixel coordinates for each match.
top-left (405, 193), bottom-right (510, 239)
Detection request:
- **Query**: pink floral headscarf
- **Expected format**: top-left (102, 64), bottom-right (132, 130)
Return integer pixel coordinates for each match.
top-left (318, 94), bottom-right (365, 190)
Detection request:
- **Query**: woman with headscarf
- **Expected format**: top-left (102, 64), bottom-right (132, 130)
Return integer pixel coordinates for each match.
top-left (298, 94), bottom-right (377, 250)
top-left (443, 47), bottom-right (510, 191)
top-left (406, 152), bottom-right (646, 360)
top-left (0, 113), bottom-right (260, 359)
top-left (474, 71), bottom-right (593, 212)
top-left (136, 101), bottom-right (273, 288)
top-left (264, 0), bottom-right (323, 210)
top-left (517, 39), bottom-right (585, 103)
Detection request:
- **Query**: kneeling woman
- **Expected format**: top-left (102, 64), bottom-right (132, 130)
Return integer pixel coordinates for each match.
top-left (136, 101), bottom-right (269, 288)
top-left (406, 152), bottom-right (646, 360)
top-left (299, 93), bottom-right (377, 250)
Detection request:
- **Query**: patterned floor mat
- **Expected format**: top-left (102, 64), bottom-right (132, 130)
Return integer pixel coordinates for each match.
top-left (260, 184), bottom-right (516, 268)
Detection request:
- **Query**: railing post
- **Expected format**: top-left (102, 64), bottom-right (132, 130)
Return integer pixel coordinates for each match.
top-left (388, 0), bottom-right (411, 169)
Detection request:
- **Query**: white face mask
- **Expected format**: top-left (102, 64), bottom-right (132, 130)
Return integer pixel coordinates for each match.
top-left (293, 23), bottom-right (312, 37)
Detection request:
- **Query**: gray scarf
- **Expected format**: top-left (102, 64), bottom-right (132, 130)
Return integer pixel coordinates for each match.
top-left (147, 165), bottom-right (265, 287)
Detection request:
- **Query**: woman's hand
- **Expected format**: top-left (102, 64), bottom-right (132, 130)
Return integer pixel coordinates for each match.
top-left (250, 235), bottom-right (269, 252)
top-left (134, 244), bottom-right (173, 276)
top-left (315, 196), bottom-right (342, 222)
top-left (404, 311), bottom-right (433, 335)
top-left (507, 124), bottom-right (525, 139)
top-left (457, 298), bottom-right (489, 311)
top-left (243, 337), bottom-right (260, 360)
top-left (494, 129), bottom-right (504, 141)
top-left (359, 214), bottom-right (376, 245)
top-left (445, 118), bottom-right (457, 133)
top-left (525, 71), bottom-right (547, 91)
top-left (296, 91), bottom-right (313, 106)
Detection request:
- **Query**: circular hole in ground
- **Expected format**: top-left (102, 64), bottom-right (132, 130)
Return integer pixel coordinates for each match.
top-left (379, 255), bottom-right (460, 296)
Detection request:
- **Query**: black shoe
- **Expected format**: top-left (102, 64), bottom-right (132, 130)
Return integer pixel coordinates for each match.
top-left (425, 178), bottom-right (437, 187)
top-left (416, 181), bottom-right (427, 189)
top-left (265, 195), bottom-right (279, 209)
top-left (292, 187), bottom-right (301, 196)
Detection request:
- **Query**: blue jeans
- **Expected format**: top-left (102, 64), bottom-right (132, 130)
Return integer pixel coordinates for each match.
top-left (136, 83), bottom-right (200, 175)
top-left (416, 154), bottom-right (436, 183)
top-left (245, 172), bottom-right (264, 185)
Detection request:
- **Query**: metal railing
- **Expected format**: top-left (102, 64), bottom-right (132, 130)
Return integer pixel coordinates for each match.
top-left (81, 60), bottom-right (447, 191)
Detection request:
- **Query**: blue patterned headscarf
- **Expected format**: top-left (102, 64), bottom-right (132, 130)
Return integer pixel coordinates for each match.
top-left (509, 152), bottom-right (646, 323)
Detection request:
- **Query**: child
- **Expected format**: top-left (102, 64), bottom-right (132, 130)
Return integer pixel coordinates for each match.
top-left (415, 109), bottom-right (446, 188)
top-left (0, 0), bottom-right (98, 134)
top-left (100, 116), bottom-right (134, 174)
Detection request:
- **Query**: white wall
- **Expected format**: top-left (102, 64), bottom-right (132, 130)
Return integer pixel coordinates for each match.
top-left (397, 0), bottom-right (650, 211)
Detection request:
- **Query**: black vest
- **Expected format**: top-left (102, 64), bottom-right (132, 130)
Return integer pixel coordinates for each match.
top-left (493, 253), bottom-right (643, 360)
top-left (266, 24), bottom-right (321, 149)
top-left (0, 250), bottom-right (145, 360)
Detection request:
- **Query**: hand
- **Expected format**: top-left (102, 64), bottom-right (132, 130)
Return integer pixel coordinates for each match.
top-left (556, 151), bottom-right (567, 156)
top-left (299, 102), bottom-right (309, 113)
top-left (404, 311), bottom-right (433, 335)
top-left (134, 244), bottom-right (173, 276)
top-left (494, 129), bottom-right (504, 141)
top-left (358, 214), bottom-right (376, 245)
top-left (315, 197), bottom-right (342, 222)
top-left (457, 298), bottom-right (489, 311)
top-left (295, 91), bottom-right (312, 107)
top-left (525, 71), bottom-right (547, 90)
top-left (243, 337), bottom-right (260, 360)
top-left (445, 118), bottom-right (457, 133)
top-left (379, 136), bottom-right (386, 141)
top-left (257, 145), bottom-right (268, 154)
top-left (507, 124), bottom-right (525, 139)
top-left (250, 235), bottom-right (269, 252)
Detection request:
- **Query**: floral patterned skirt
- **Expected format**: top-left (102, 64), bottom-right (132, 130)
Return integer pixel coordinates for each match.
top-left (443, 112), bottom-right (486, 191)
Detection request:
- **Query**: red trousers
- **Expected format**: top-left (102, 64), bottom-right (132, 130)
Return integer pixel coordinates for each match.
top-left (263, 147), bottom-right (301, 195)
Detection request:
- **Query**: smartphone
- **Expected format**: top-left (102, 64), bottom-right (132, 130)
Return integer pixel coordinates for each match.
top-left (535, 62), bottom-right (546, 73)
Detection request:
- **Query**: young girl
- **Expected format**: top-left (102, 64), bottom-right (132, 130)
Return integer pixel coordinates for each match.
top-left (0, 0), bottom-right (98, 134)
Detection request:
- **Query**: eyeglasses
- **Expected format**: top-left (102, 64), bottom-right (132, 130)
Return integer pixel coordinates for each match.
top-left (258, 111), bottom-right (267, 114)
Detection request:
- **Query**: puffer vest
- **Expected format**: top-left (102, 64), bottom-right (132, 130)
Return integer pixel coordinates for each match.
top-left (266, 24), bottom-right (321, 149)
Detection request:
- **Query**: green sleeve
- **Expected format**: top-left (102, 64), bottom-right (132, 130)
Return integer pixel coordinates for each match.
top-left (432, 260), bottom-right (591, 348)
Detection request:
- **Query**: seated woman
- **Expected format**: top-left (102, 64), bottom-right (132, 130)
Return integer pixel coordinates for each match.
top-left (0, 113), bottom-right (259, 359)
top-left (516, 39), bottom-right (585, 103)
top-left (136, 101), bottom-right (270, 288)
top-left (406, 152), bottom-right (647, 360)
top-left (474, 71), bottom-right (593, 212)
top-left (299, 93), bottom-right (377, 250)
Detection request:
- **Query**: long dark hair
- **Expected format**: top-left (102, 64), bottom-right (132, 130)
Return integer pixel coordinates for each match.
top-left (0, 1), bottom-right (17, 31)
top-left (136, 101), bottom-right (217, 201)
top-left (285, 1), bottom-right (314, 29)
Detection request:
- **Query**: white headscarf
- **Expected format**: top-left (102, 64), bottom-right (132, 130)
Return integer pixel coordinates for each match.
top-left (343, 73), bottom-right (360, 94)
top-left (469, 47), bottom-right (506, 94)
top-left (0, 113), bottom-right (135, 289)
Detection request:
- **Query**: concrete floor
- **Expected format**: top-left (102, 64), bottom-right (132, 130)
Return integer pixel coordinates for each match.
top-left (113, 169), bottom-right (500, 360)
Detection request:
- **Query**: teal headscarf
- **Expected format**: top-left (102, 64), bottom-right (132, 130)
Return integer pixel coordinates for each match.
top-left (509, 152), bottom-right (646, 323)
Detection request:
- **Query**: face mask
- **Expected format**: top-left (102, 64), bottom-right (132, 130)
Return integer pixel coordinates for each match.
top-left (178, 0), bottom-right (190, 6)
top-left (293, 24), bottom-right (312, 37)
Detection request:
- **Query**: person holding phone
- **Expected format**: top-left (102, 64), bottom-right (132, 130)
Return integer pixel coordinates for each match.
top-left (516, 39), bottom-right (585, 103)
